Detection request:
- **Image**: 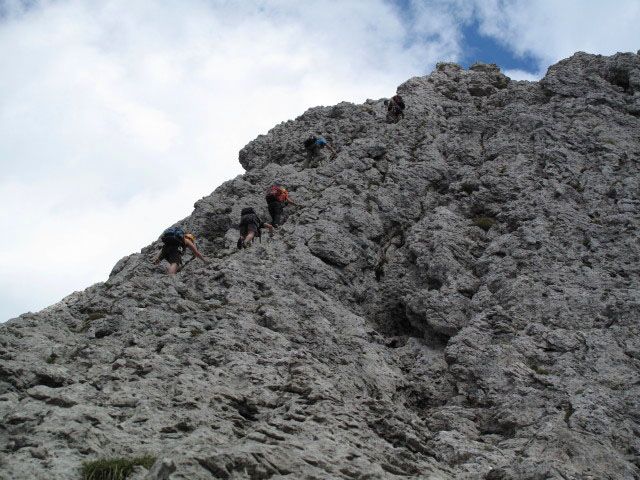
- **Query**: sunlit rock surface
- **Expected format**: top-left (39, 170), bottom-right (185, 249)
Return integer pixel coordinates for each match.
top-left (2, 51), bottom-right (639, 480)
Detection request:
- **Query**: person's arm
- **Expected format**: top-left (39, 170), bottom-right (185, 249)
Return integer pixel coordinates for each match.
top-left (327, 142), bottom-right (338, 156)
top-left (153, 249), bottom-right (163, 264)
top-left (283, 193), bottom-right (300, 207)
top-left (185, 239), bottom-right (208, 264)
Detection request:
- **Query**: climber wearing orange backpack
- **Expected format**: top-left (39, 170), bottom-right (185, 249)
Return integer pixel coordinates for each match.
top-left (265, 186), bottom-right (300, 228)
top-left (154, 228), bottom-right (208, 275)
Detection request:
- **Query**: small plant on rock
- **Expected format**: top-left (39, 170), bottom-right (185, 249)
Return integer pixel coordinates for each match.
top-left (564, 405), bottom-right (576, 425)
top-left (82, 456), bottom-right (156, 480)
top-left (461, 183), bottom-right (478, 194)
top-left (531, 365), bottom-right (550, 375)
top-left (471, 217), bottom-right (495, 232)
top-left (567, 180), bottom-right (584, 193)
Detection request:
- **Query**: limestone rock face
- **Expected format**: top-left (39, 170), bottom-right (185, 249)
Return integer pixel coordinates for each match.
top-left (2, 52), bottom-right (639, 480)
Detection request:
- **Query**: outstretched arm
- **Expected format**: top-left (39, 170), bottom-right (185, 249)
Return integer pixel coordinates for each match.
top-left (153, 249), bottom-right (163, 264)
top-left (185, 239), bottom-right (208, 264)
top-left (287, 199), bottom-right (301, 207)
top-left (326, 142), bottom-right (338, 156)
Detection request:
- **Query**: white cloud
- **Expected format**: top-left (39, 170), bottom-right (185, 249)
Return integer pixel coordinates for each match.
top-left (0, 0), bottom-right (463, 321)
top-left (474, 0), bottom-right (640, 70)
top-left (502, 69), bottom-right (543, 82)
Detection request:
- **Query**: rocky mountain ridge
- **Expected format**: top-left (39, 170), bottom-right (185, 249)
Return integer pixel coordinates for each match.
top-left (1, 51), bottom-right (639, 479)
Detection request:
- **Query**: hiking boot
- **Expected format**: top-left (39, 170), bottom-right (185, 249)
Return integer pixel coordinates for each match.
top-left (237, 238), bottom-right (243, 250)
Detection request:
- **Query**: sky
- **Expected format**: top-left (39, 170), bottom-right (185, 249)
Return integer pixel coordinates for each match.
top-left (1, 0), bottom-right (639, 322)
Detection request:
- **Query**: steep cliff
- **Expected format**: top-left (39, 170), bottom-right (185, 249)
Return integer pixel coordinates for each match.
top-left (1, 51), bottom-right (639, 480)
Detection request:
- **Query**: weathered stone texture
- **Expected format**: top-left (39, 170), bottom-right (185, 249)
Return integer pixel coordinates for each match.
top-left (1, 51), bottom-right (639, 479)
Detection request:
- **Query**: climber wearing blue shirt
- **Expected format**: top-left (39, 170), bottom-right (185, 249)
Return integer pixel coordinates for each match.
top-left (303, 135), bottom-right (337, 168)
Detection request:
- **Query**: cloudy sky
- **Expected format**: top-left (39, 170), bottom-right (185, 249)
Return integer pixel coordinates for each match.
top-left (1, 0), bottom-right (639, 322)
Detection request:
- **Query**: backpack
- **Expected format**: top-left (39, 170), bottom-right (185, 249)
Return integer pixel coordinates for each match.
top-left (303, 136), bottom-right (317, 150)
top-left (265, 186), bottom-right (284, 202)
top-left (239, 209), bottom-right (262, 241)
top-left (392, 95), bottom-right (405, 110)
top-left (161, 227), bottom-right (185, 247)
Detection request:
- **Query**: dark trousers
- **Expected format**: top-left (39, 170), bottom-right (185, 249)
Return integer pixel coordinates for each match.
top-left (268, 201), bottom-right (284, 227)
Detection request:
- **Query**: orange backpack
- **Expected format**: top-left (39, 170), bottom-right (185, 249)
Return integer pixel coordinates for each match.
top-left (266, 186), bottom-right (286, 202)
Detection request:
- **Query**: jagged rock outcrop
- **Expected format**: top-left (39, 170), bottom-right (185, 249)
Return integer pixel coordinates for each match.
top-left (1, 51), bottom-right (639, 480)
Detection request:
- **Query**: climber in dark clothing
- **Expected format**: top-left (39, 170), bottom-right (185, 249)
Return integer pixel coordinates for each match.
top-left (237, 207), bottom-right (274, 249)
top-left (154, 229), bottom-right (208, 275)
top-left (265, 186), bottom-right (300, 227)
top-left (384, 95), bottom-right (405, 122)
top-left (303, 135), bottom-right (337, 168)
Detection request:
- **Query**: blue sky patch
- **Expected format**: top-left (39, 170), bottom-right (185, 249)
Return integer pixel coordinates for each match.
top-left (461, 21), bottom-right (540, 73)
top-left (387, 0), bottom-right (540, 75)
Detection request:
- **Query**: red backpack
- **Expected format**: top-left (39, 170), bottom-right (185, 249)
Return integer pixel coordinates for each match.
top-left (266, 186), bottom-right (285, 202)
top-left (392, 95), bottom-right (405, 110)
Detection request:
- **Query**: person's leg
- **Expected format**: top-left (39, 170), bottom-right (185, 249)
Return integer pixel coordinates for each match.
top-left (167, 262), bottom-right (180, 275)
top-left (164, 247), bottom-right (182, 274)
top-left (245, 231), bottom-right (255, 244)
top-left (303, 149), bottom-right (313, 169)
top-left (309, 150), bottom-right (320, 168)
top-left (238, 223), bottom-right (249, 248)
top-left (268, 202), bottom-right (278, 225)
top-left (270, 203), bottom-right (283, 227)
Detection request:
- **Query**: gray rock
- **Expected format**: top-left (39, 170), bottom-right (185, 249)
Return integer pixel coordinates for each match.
top-left (1, 51), bottom-right (639, 480)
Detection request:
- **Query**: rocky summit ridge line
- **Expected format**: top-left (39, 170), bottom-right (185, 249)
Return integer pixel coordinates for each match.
top-left (1, 51), bottom-right (640, 480)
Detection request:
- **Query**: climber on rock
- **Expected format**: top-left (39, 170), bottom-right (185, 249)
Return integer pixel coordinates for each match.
top-left (154, 228), bottom-right (208, 275)
top-left (384, 94), bottom-right (405, 122)
top-left (303, 135), bottom-right (337, 168)
top-left (237, 207), bottom-right (274, 249)
top-left (265, 186), bottom-right (300, 228)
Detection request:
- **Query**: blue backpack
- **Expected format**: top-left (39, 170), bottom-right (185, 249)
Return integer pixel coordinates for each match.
top-left (161, 227), bottom-right (185, 247)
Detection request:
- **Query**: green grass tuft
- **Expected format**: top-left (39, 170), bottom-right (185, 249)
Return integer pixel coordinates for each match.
top-left (367, 178), bottom-right (381, 187)
top-left (70, 319), bottom-right (92, 333)
top-left (531, 365), bottom-right (550, 375)
top-left (471, 217), bottom-right (495, 232)
top-left (461, 183), bottom-right (478, 194)
top-left (564, 406), bottom-right (576, 425)
top-left (82, 456), bottom-right (156, 480)
top-left (568, 181), bottom-right (584, 193)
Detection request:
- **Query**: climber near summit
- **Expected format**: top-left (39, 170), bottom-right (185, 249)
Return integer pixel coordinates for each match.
top-left (384, 94), bottom-right (405, 122)
top-left (237, 207), bottom-right (275, 249)
top-left (265, 186), bottom-right (300, 228)
top-left (303, 135), bottom-right (337, 169)
top-left (154, 228), bottom-right (208, 275)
